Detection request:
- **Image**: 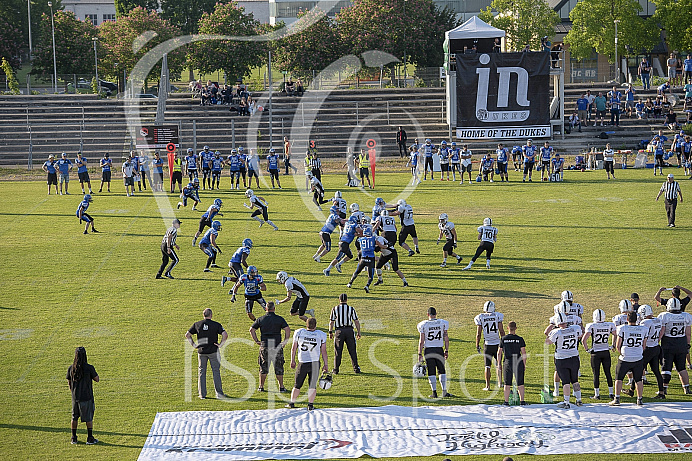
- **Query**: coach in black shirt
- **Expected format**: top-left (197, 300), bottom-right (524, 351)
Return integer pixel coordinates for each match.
top-left (655, 285), bottom-right (692, 312)
top-left (67, 346), bottom-right (99, 445)
top-left (329, 293), bottom-right (362, 374)
top-left (185, 308), bottom-right (228, 399)
top-left (498, 321), bottom-right (527, 405)
top-left (250, 302), bottom-right (291, 392)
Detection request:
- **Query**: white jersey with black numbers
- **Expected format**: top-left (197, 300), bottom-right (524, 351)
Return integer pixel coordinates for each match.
top-left (293, 328), bottom-right (327, 363)
top-left (310, 176), bottom-right (324, 192)
top-left (439, 221), bottom-right (455, 240)
top-left (549, 325), bottom-right (582, 359)
top-left (612, 313), bottom-right (629, 327)
top-left (335, 198), bottom-right (347, 214)
top-left (640, 317), bottom-right (663, 348)
top-left (397, 204), bottom-right (415, 227)
top-left (585, 321), bottom-right (616, 352)
top-left (474, 312), bottom-right (504, 346)
top-left (553, 302), bottom-right (584, 317)
top-left (417, 318), bottom-right (449, 349)
top-left (377, 214), bottom-right (397, 233)
top-left (284, 276), bottom-right (309, 299)
top-left (477, 225), bottom-right (497, 243)
top-left (549, 313), bottom-right (582, 329)
top-left (658, 311), bottom-right (692, 338)
top-left (617, 324), bottom-right (648, 362)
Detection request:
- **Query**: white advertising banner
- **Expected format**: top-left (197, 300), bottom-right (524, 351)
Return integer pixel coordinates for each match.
top-left (456, 125), bottom-right (551, 140)
top-left (139, 402), bottom-right (692, 460)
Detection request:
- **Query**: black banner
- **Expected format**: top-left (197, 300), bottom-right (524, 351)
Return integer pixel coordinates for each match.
top-left (456, 51), bottom-right (550, 139)
top-left (135, 125), bottom-right (180, 149)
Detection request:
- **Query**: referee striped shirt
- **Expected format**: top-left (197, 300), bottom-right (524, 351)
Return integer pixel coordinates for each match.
top-left (330, 303), bottom-right (358, 329)
top-left (162, 226), bottom-right (178, 250)
top-left (309, 157), bottom-right (321, 171)
top-left (660, 180), bottom-right (681, 200)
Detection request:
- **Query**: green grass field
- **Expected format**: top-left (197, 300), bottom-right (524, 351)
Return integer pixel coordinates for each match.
top-left (0, 167), bottom-right (690, 461)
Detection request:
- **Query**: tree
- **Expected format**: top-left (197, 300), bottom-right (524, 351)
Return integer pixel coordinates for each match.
top-left (160, 0), bottom-right (218, 35)
top-left (1, 57), bottom-right (20, 94)
top-left (271, 8), bottom-right (343, 78)
top-left (479, 0), bottom-right (559, 51)
top-left (32, 10), bottom-right (98, 76)
top-left (187, 2), bottom-right (266, 82)
top-left (0, 16), bottom-right (23, 70)
top-left (114, 0), bottom-right (158, 18)
top-left (652, 0), bottom-right (692, 52)
top-left (565, 0), bottom-right (658, 62)
top-left (0, 0), bottom-right (62, 66)
top-left (98, 7), bottom-right (185, 83)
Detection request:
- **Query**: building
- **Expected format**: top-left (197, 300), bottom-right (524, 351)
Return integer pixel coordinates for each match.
top-left (62, 0), bottom-right (116, 25)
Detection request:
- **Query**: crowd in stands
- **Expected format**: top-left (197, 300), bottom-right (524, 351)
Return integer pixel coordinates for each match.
top-left (190, 80), bottom-right (256, 115)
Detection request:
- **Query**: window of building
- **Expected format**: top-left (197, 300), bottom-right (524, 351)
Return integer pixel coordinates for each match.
top-left (102, 14), bottom-right (116, 22)
top-left (85, 14), bottom-right (98, 26)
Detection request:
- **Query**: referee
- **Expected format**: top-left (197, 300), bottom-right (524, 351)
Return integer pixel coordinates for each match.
top-left (156, 218), bottom-right (180, 279)
top-left (328, 293), bottom-right (362, 374)
top-left (309, 152), bottom-right (322, 181)
top-left (656, 173), bottom-right (683, 227)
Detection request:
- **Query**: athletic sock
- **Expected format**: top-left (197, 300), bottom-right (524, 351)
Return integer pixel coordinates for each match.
top-left (442, 258), bottom-right (447, 263)
top-left (554, 381), bottom-right (561, 393)
top-left (87, 428), bottom-right (93, 438)
top-left (72, 428), bottom-right (77, 438)
top-left (575, 390), bottom-right (581, 401)
top-left (594, 388), bottom-right (600, 397)
top-left (439, 374), bottom-right (447, 393)
top-left (564, 395), bottom-right (570, 403)
top-left (401, 277), bottom-right (407, 284)
top-left (428, 376), bottom-right (437, 391)
top-left (608, 386), bottom-right (614, 395)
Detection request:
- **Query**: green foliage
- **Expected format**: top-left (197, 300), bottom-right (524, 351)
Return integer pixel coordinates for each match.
top-left (0, 57), bottom-right (20, 94)
top-left (0, 16), bottom-right (22, 70)
top-left (480, 0), bottom-right (559, 51)
top-left (652, 0), bottom-right (692, 52)
top-left (0, 0), bottom-right (62, 67)
top-left (187, 2), bottom-right (266, 82)
top-left (565, 0), bottom-right (658, 62)
top-left (160, 0), bottom-right (218, 35)
top-left (114, 0), bottom-right (159, 18)
top-left (91, 75), bottom-right (98, 94)
top-left (33, 10), bottom-right (97, 76)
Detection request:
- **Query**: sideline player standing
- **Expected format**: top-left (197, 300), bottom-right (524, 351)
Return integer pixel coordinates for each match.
top-left (450, 142), bottom-right (461, 182)
top-left (474, 301), bottom-right (505, 391)
top-left (43, 154), bottom-right (59, 195)
top-left (286, 317), bottom-right (328, 411)
top-left (421, 139), bottom-right (436, 181)
top-left (632, 304), bottom-right (665, 399)
top-left (57, 152), bottom-right (73, 195)
top-left (266, 148), bottom-right (281, 189)
top-left (276, 271), bottom-right (315, 321)
top-left (439, 140), bottom-right (451, 180)
top-left (582, 309), bottom-right (616, 400)
top-left (437, 213), bottom-right (462, 267)
top-left (406, 146), bottom-right (420, 184)
top-left (200, 146), bottom-right (213, 190)
top-left (186, 147), bottom-right (199, 181)
top-left (460, 144), bottom-right (473, 184)
top-left (496, 143), bottom-right (509, 182)
top-left (390, 199), bottom-right (419, 256)
top-left (522, 139), bottom-right (537, 182)
top-left (547, 301), bottom-right (583, 397)
top-left (463, 218), bottom-right (497, 270)
top-left (658, 298), bottom-right (692, 394)
top-left (157, 218), bottom-right (180, 279)
top-left (417, 307), bottom-right (454, 398)
top-left (609, 311), bottom-right (649, 406)
top-left (76, 194), bottom-right (98, 234)
top-left (98, 153), bottom-right (112, 193)
top-left (230, 265), bottom-right (267, 321)
top-left (211, 151), bottom-right (223, 190)
top-left (546, 311), bottom-right (584, 408)
top-left (244, 189), bottom-right (279, 230)
top-left (539, 142), bottom-right (553, 181)
top-left (122, 155), bottom-right (135, 197)
top-left (67, 347), bottom-right (99, 445)
top-left (75, 153), bottom-right (92, 195)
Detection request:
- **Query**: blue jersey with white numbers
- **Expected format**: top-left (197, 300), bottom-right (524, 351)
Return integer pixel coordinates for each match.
top-left (153, 157), bottom-right (163, 173)
top-left (496, 148), bottom-right (508, 163)
top-left (372, 205), bottom-right (385, 221)
top-left (186, 154), bottom-right (198, 170)
top-left (340, 221), bottom-right (358, 244)
top-left (512, 146), bottom-right (522, 156)
top-left (552, 157), bottom-right (565, 170)
top-left (540, 146), bottom-right (553, 161)
top-left (100, 158), bottom-right (112, 172)
top-left (523, 145), bottom-right (537, 162)
top-left (227, 155), bottom-right (240, 171)
top-left (202, 204), bottom-right (220, 220)
top-left (239, 153), bottom-right (247, 168)
top-left (422, 144), bottom-right (435, 157)
top-left (231, 245), bottom-right (250, 263)
top-left (212, 157), bottom-right (223, 171)
top-left (359, 235), bottom-right (376, 258)
top-left (56, 158), bottom-right (72, 174)
top-left (267, 154), bottom-right (279, 170)
top-left (183, 183), bottom-right (199, 197)
top-left (409, 151), bottom-right (419, 167)
top-left (321, 214), bottom-right (341, 234)
top-left (655, 145), bottom-right (664, 156)
top-left (240, 273), bottom-right (264, 296)
top-left (199, 228), bottom-right (217, 246)
top-left (481, 157), bottom-right (494, 169)
top-left (674, 134), bottom-right (685, 148)
top-left (450, 148), bottom-right (460, 162)
top-left (76, 157), bottom-right (88, 173)
top-left (75, 200), bottom-right (90, 216)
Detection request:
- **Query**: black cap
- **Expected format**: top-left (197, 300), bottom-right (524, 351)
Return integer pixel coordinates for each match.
top-left (427, 307), bottom-right (436, 316)
top-left (630, 293), bottom-right (639, 300)
top-left (173, 218), bottom-right (181, 225)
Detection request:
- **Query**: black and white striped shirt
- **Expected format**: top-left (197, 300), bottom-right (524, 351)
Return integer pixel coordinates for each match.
top-left (330, 303), bottom-right (358, 329)
top-left (661, 180), bottom-right (681, 200)
top-left (162, 226), bottom-right (178, 250)
top-left (310, 157), bottom-right (321, 171)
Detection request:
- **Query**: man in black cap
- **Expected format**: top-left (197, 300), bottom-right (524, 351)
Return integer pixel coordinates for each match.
top-left (328, 294), bottom-right (362, 374)
top-left (157, 218), bottom-right (180, 279)
top-left (250, 302), bottom-right (291, 392)
top-left (630, 293), bottom-right (641, 312)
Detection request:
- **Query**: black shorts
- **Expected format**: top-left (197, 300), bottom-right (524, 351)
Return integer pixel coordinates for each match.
top-left (616, 359), bottom-right (644, 382)
top-left (268, 169), bottom-right (278, 180)
top-left (399, 225), bottom-right (417, 245)
top-left (443, 239), bottom-right (454, 254)
top-left (245, 293), bottom-right (266, 314)
top-left (259, 345), bottom-right (285, 375)
top-left (524, 161), bottom-right (535, 172)
top-left (211, 170), bottom-right (221, 178)
top-left (101, 171), bottom-right (111, 182)
top-left (239, 166), bottom-right (246, 176)
top-left (338, 241), bottom-right (353, 259)
top-left (462, 164), bottom-right (472, 173)
top-left (662, 343), bottom-right (688, 373)
top-left (503, 359), bottom-right (525, 386)
top-left (172, 171), bottom-right (182, 184)
top-left (541, 160), bottom-right (550, 170)
top-left (451, 163), bottom-right (461, 171)
top-left (497, 163), bottom-right (508, 174)
top-left (156, 171), bottom-right (164, 183)
top-left (198, 217), bottom-right (211, 234)
top-left (71, 398), bottom-right (94, 423)
top-left (320, 232), bottom-right (332, 251)
top-left (424, 346), bottom-right (445, 376)
top-left (555, 356), bottom-right (580, 384)
top-left (47, 172), bottom-right (58, 185)
top-left (441, 163), bottom-right (449, 172)
top-left (294, 361), bottom-right (319, 389)
top-left (484, 344), bottom-right (499, 367)
top-left (338, 211), bottom-right (346, 220)
top-left (79, 212), bottom-right (93, 223)
top-left (252, 205), bottom-right (269, 222)
top-left (376, 250), bottom-right (399, 272)
top-left (78, 171), bottom-right (90, 182)
top-left (290, 296), bottom-right (309, 316)
top-left (604, 160), bottom-right (614, 173)
top-left (360, 167), bottom-right (369, 177)
top-left (229, 262), bottom-right (244, 278)
top-left (596, 109), bottom-right (606, 117)
top-left (124, 177), bottom-right (134, 186)
top-left (384, 231), bottom-right (397, 246)
top-left (188, 169), bottom-right (198, 178)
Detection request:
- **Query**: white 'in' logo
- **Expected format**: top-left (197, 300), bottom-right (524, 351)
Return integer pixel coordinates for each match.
top-left (476, 54), bottom-right (530, 123)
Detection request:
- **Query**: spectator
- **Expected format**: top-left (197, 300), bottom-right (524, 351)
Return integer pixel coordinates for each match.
top-left (56, 152), bottom-right (73, 195)
top-left (185, 308), bottom-right (228, 399)
top-left (625, 84), bottom-right (636, 118)
top-left (585, 89), bottom-right (595, 122)
top-left (635, 99), bottom-right (645, 119)
top-left (685, 54), bottom-right (692, 85)
top-left (658, 81), bottom-right (671, 96)
top-left (285, 78), bottom-right (295, 96)
top-left (576, 93), bottom-right (588, 126)
top-left (668, 53), bottom-right (678, 85)
top-left (569, 111), bottom-right (581, 133)
top-left (221, 84), bottom-right (231, 105)
top-left (295, 79), bottom-right (304, 96)
top-left (75, 153), bottom-right (92, 195)
top-left (638, 57), bottom-right (651, 90)
top-left (248, 95), bottom-right (256, 115)
top-left (551, 43), bottom-right (562, 68)
top-left (593, 92), bottom-right (607, 127)
top-left (250, 301), bottom-right (291, 393)
top-left (608, 86), bottom-right (622, 127)
top-left (666, 110), bottom-right (679, 130)
top-left (396, 126), bottom-right (408, 158)
top-left (655, 173), bottom-right (683, 227)
top-left (43, 154), bottom-right (59, 195)
top-left (645, 97), bottom-right (655, 119)
top-left (498, 321), bottom-right (527, 406)
top-left (239, 97), bottom-right (249, 116)
top-left (283, 136), bottom-right (297, 175)
top-left (493, 38), bottom-right (501, 53)
top-left (152, 152), bottom-right (164, 192)
top-left (200, 86), bottom-right (210, 106)
top-left (209, 84), bottom-right (218, 104)
top-left (654, 97), bottom-right (663, 119)
top-left (676, 55), bottom-right (684, 87)
top-left (67, 346), bottom-right (99, 445)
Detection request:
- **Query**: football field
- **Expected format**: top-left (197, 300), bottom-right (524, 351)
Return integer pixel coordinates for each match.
top-left (0, 166), bottom-right (690, 461)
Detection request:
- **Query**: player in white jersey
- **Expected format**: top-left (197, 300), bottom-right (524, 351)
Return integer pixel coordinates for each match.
top-left (373, 234), bottom-right (408, 287)
top-left (244, 189), bottom-right (279, 230)
top-left (474, 301), bottom-right (505, 391)
top-left (389, 199), bottom-right (419, 256)
top-left (286, 317), bottom-right (328, 411)
top-left (582, 309), bottom-right (616, 400)
top-left (658, 298), bottom-right (692, 394)
top-left (546, 312), bottom-right (584, 408)
top-left (610, 311), bottom-right (649, 406)
top-left (633, 305), bottom-right (665, 399)
top-left (612, 299), bottom-right (633, 326)
top-left (557, 290), bottom-right (584, 318)
top-left (546, 301), bottom-right (583, 397)
top-left (463, 218), bottom-right (497, 270)
top-left (308, 172), bottom-right (329, 210)
top-left (276, 271), bottom-right (315, 321)
top-left (374, 209), bottom-right (397, 246)
top-left (417, 307), bottom-right (453, 398)
top-left (437, 213), bottom-right (462, 267)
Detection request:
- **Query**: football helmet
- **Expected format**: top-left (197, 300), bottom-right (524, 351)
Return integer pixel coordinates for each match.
top-left (238, 147), bottom-right (244, 152)
top-left (592, 309), bottom-right (605, 323)
top-left (306, 171), bottom-right (314, 179)
top-left (215, 151), bottom-right (221, 157)
top-left (555, 311), bottom-right (569, 325)
top-left (561, 290), bottom-right (573, 302)
top-left (451, 142), bottom-right (457, 147)
top-left (638, 304), bottom-right (653, 318)
top-left (193, 178), bottom-right (200, 185)
top-left (483, 301), bottom-right (495, 313)
top-left (483, 217), bottom-right (492, 226)
top-left (269, 148), bottom-right (275, 153)
top-left (243, 238), bottom-right (253, 248)
top-left (376, 197), bottom-right (385, 207)
top-left (397, 199), bottom-right (406, 207)
top-left (318, 372), bottom-right (333, 390)
top-left (439, 213), bottom-right (448, 223)
top-left (441, 140), bottom-right (447, 145)
top-left (618, 299), bottom-right (633, 313)
top-left (231, 148), bottom-right (237, 154)
top-left (247, 265), bottom-right (258, 279)
top-left (556, 300), bottom-right (570, 317)
top-left (187, 147), bottom-right (193, 153)
top-left (350, 203), bottom-right (360, 213)
top-left (362, 227), bottom-right (373, 237)
top-left (212, 220), bottom-right (222, 231)
top-left (667, 297), bottom-right (682, 313)
top-left (380, 209), bottom-right (389, 217)
top-left (203, 145), bottom-right (209, 151)
top-left (214, 198), bottom-right (223, 207)
top-left (425, 138), bottom-right (431, 144)
top-left (276, 271), bottom-right (288, 284)
top-left (334, 191), bottom-right (342, 199)
top-left (245, 189), bottom-right (253, 198)
top-left (413, 360), bottom-right (427, 378)
top-left (329, 204), bottom-right (339, 215)
top-left (83, 194), bottom-right (92, 202)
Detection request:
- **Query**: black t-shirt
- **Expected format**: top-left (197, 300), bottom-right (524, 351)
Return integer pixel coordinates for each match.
top-left (188, 319), bottom-right (225, 354)
top-left (499, 334), bottom-right (526, 360)
top-left (66, 363), bottom-right (98, 401)
top-left (661, 296), bottom-right (690, 312)
top-left (251, 312), bottom-right (289, 347)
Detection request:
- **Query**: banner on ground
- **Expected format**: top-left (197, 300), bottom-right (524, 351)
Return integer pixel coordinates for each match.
top-left (138, 402), bottom-right (692, 460)
top-left (456, 51), bottom-right (550, 140)
top-left (136, 125), bottom-right (180, 149)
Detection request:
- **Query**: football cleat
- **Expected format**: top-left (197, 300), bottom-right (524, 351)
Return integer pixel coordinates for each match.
top-left (306, 309), bottom-right (315, 317)
top-left (335, 263), bottom-right (342, 273)
top-left (323, 268), bottom-right (330, 277)
top-left (556, 401), bottom-right (571, 409)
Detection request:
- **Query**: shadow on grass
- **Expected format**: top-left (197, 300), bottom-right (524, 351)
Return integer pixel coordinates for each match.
top-left (0, 423), bottom-right (147, 440)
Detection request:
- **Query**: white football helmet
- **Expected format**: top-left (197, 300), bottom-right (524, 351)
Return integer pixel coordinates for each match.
top-left (245, 189), bottom-right (253, 198)
top-left (618, 299), bottom-right (633, 313)
top-left (380, 209), bottom-right (389, 217)
top-left (412, 361), bottom-right (427, 378)
top-left (318, 372), bottom-right (333, 390)
top-left (397, 199), bottom-right (406, 207)
top-left (306, 171), bottom-right (314, 179)
top-left (483, 301), bottom-right (495, 313)
top-left (667, 297), bottom-right (682, 313)
top-left (555, 311), bottom-right (569, 325)
top-left (638, 304), bottom-right (653, 318)
top-left (350, 203), bottom-right (360, 213)
top-left (561, 290), bottom-right (573, 302)
top-left (334, 191), bottom-right (342, 199)
top-left (555, 300), bottom-right (570, 317)
top-left (483, 217), bottom-right (492, 226)
top-left (276, 271), bottom-right (288, 284)
top-left (592, 309), bottom-right (606, 323)
top-left (439, 213), bottom-right (448, 223)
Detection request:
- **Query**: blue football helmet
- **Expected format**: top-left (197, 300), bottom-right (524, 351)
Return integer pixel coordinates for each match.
top-left (203, 145), bottom-right (209, 151)
top-left (375, 197), bottom-right (385, 207)
top-left (451, 142), bottom-right (457, 147)
top-left (187, 147), bottom-right (193, 154)
top-left (243, 238), bottom-right (253, 248)
top-left (247, 265), bottom-right (258, 278)
top-left (362, 227), bottom-right (373, 237)
top-left (329, 204), bottom-right (339, 215)
top-left (193, 178), bottom-right (200, 185)
top-left (238, 146), bottom-right (244, 152)
top-left (84, 194), bottom-right (92, 202)
top-left (214, 198), bottom-right (223, 207)
top-left (269, 148), bottom-right (275, 153)
top-left (231, 148), bottom-right (237, 154)
top-left (212, 220), bottom-right (222, 231)
top-left (215, 151), bottom-right (221, 157)
top-left (441, 140), bottom-right (447, 145)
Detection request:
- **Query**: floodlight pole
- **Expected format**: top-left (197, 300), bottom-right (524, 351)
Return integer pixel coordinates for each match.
top-left (268, 50), bottom-right (273, 150)
top-left (48, 1), bottom-right (57, 93)
top-left (27, 0), bottom-right (33, 59)
top-left (93, 37), bottom-right (100, 94)
top-left (614, 20), bottom-right (620, 83)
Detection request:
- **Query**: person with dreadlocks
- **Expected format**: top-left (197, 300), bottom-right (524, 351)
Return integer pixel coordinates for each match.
top-left (66, 346), bottom-right (99, 445)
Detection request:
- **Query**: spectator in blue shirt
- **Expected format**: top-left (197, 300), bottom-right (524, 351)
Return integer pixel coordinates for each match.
top-left (576, 94), bottom-right (589, 127)
top-left (625, 85), bottom-right (635, 118)
top-left (608, 86), bottom-right (622, 127)
top-left (56, 152), bottom-right (73, 195)
top-left (685, 54), bottom-right (692, 85)
top-left (42, 154), bottom-right (59, 195)
top-left (153, 152), bottom-right (164, 192)
top-left (635, 99), bottom-right (645, 119)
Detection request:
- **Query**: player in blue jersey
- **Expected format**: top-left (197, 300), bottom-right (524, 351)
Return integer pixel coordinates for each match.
top-left (323, 203), bottom-right (362, 276)
top-left (222, 238), bottom-right (253, 285)
top-left (230, 265), bottom-right (267, 321)
top-left (495, 143), bottom-right (509, 182)
top-left (130, 151), bottom-right (142, 191)
top-left (438, 140), bottom-right (451, 181)
top-left (683, 136), bottom-right (692, 177)
top-left (186, 147), bottom-right (199, 181)
top-left (227, 149), bottom-right (241, 189)
top-left (211, 151), bottom-right (224, 190)
top-left (313, 211), bottom-right (344, 262)
top-left (551, 153), bottom-right (565, 181)
top-left (199, 145), bottom-right (213, 190)
top-left (449, 142), bottom-right (461, 182)
top-left (421, 139), bottom-right (436, 181)
top-left (152, 152), bottom-right (164, 192)
top-left (522, 139), bottom-right (537, 182)
top-left (76, 194), bottom-right (98, 234)
top-left (539, 141), bottom-right (554, 181)
top-left (177, 178), bottom-right (201, 210)
top-left (246, 149), bottom-right (261, 189)
top-left (75, 153), bottom-right (92, 195)
top-left (348, 227), bottom-right (377, 293)
top-left (267, 148), bottom-right (281, 189)
top-left (406, 146), bottom-right (420, 184)
top-left (199, 220), bottom-right (222, 272)
top-left (653, 139), bottom-right (665, 176)
top-left (56, 152), bottom-right (73, 195)
top-left (511, 145), bottom-right (522, 171)
top-left (238, 147), bottom-right (248, 189)
top-left (479, 154), bottom-right (494, 182)
top-left (673, 130), bottom-right (685, 169)
top-left (193, 198), bottom-right (223, 245)
top-left (98, 153), bottom-right (112, 193)
top-left (43, 154), bottom-right (59, 195)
